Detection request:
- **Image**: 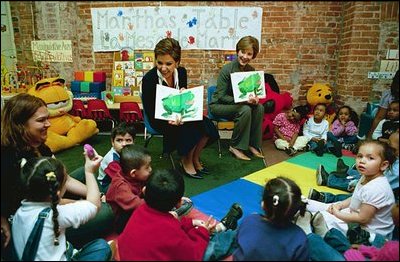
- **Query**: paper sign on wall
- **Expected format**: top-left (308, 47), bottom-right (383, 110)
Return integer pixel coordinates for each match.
top-left (31, 40), bottom-right (73, 62)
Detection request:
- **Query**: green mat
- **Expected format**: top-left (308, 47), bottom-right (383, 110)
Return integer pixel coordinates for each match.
top-left (55, 134), bottom-right (266, 197)
top-left (286, 151), bottom-right (355, 173)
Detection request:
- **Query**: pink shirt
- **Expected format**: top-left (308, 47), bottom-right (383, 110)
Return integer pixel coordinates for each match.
top-left (272, 112), bottom-right (301, 140)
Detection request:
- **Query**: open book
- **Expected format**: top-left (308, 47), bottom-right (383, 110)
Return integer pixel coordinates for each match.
top-left (155, 84), bottom-right (204, 122)
top-left (231, 71), bottom-right (266, 103)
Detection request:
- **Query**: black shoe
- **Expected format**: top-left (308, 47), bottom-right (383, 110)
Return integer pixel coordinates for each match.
top-left (179, 164), bottom-right (203, 179)
top-left (336, 158), bottom-right (349, 174)
top-left (315, 140), bottom-right (325, 156)
top-left (316, 164), bottom-right (329, 186)
top-left (330, 140), bottom-right (343, 157)
top-left (285, 147), bottom-right (297, 156)
top-left (347, 223), bottom-right (371, 245)
top-left (285, 147), bottom-right (292, 155)
top-left (220, 203), bottom-right (243, 230)
top-left (172, 199), bottom-right (194, 217)
top-left (308, 188), bottom-right (325, 202)
top-left (196, 166), bottom-right (210, 175)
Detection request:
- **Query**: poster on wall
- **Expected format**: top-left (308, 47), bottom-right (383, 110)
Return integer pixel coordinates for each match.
top-left (91, 6), bottom-right (262, 51)
top-left (31, 40), bottom-right (73, 62)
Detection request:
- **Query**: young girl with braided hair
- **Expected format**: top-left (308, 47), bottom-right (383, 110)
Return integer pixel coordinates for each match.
top-left (11, 152), bottom-right (111, 260)
top-left (232, 176), bottom-right (309, 260)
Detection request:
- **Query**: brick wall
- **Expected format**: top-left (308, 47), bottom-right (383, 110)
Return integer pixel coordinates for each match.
top-left (10, 1), bottom-right (399, 114)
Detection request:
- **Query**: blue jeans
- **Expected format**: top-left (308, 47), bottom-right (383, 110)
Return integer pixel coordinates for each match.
top-left (309, 228), bottom-right (351, 261)
top-left (203, 229), bottom-right (237, 261)
top-left (308, 140), bottom-right (328, 152)
top-left (66, 239), bottom-right (111, 261)
top-left (327, 132), bottom-right (358, 144)
top-left (327, 168), bottom-right (361, 192)
top-left (324, 192), bottom-right (352, 203)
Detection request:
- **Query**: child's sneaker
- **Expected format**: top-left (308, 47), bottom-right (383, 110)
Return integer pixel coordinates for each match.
top-left (316, 164), bottom-right (329, 186)
top-left (315, 140), bottom-right (325, 156)
top-left (285, 147), bottom-right (297, 156)
top-left (308, 188), bottom-right (325, 202)
top-left (294, 211), bottom-right (312, 235)
top-left (336, 158), bottom-right (349, 174)
top-left (311, 211), bottom-right (329, 238)
top-left (172, 199), bottom-right (194, 217)
top-left (347, 223), bottom-right (371, 245)
top-left (220, 203), bottom-right (243, 230)
top-left (330, 140), bottom-right (343, 157)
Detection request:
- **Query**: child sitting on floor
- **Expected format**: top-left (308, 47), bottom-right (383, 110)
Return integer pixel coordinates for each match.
top-left (306, 139), bottom-right (397, 245)
top-left (309, 131), bottom-right (399, 204)
top-left (12, 153), bottom-right (111, 261)
top-left (105, 144), bottom-right (193, 234)
top-left (328, 105), bottom-right (359, 152)
top-left (233, 176), bottom-right (309, 260)
top-left (272, 106), bottom-right (309, 156)
top-left (372, 100), bottom-right (399, 144)
top-left (303, 103), bottom-right (342, 157)
top-left (117, 169), bottom-right (242, 261)
top-left (97, 122), bottom-right (136, 193)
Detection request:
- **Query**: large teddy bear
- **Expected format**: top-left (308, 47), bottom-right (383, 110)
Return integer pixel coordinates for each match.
top-left (28, 77), bottom-right (99, 153)
top-left (305, 82), bottom-right (336, 125)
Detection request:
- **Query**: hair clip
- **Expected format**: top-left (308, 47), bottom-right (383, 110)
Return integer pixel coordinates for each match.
top-left (272, 195), bottom-right (279, 206)
top-left (45, 171), bottom-right (56, 182)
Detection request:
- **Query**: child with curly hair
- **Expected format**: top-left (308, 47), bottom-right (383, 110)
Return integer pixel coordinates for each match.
top-left (273, 106), bottom-right (309, 156)
top-left (328, 105), bottom-right (359, 151)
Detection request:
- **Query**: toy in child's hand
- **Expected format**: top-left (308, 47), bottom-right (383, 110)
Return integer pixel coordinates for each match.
top-left (84, 144), bottom-right (95, 159)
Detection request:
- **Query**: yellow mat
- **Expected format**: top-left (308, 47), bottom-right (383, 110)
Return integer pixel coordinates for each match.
top-left (243, 161), bottom-right (348, 196)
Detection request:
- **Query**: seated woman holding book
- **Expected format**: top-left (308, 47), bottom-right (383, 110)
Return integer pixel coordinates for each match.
top-left (141, 37), bottom-right (218, 179)
top-left (209, 36), bottom-right (264, 161)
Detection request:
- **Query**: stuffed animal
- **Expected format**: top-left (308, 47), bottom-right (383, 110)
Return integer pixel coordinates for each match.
top-left (259, 74), bottom-right (293, 140)
top-left (121, 49), bottom-right (130, 61)
top-left (305, 82), bottom-right (336, 124)
top-left (28, 77), bottom-right (99, 153)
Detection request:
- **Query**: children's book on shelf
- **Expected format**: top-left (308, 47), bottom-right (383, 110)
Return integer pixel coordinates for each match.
top-left (231, 71), bottom-right (265, 103)
top-left (143, 51), bottom-right (155, 70)
top-left (101, 91), bottom-right (115, 105)
top-left (114, 61), bottom-right (135, 70)
top-left (134, 52), bottom-right (144, 70)
top-left (112, 70), bottom-right (124, 87)
top-left (154, 84), bottom-right (204, 122)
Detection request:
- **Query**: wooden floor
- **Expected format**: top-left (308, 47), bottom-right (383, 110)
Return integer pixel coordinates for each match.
top-left (261, 139), bottom-right (292, 167)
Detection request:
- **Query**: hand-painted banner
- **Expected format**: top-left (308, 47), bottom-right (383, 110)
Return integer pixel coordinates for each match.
top-left (91, 6), bottom-right (262, 51)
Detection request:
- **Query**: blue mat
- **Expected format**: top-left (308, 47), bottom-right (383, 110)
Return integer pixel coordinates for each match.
top-left (191, 151), bottom-right (355, 225)
top-left (191, 179), bottom-right (264, 223)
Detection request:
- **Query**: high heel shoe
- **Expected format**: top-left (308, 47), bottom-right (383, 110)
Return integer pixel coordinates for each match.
top-left (179, 163), bottom-right (203, 179)
top-left (229, 146), bottom-right (251, 161)
top-left (249, 146), bottom-right (264, 159)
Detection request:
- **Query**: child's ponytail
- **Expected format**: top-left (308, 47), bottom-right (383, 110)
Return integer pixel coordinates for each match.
top-left (46, 171), bottom-right (60, 245)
